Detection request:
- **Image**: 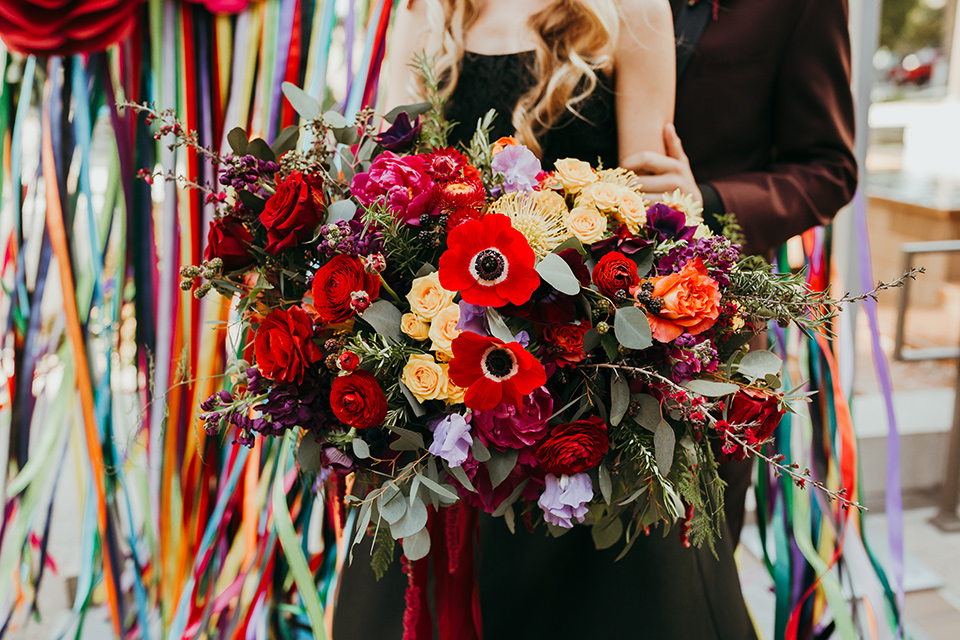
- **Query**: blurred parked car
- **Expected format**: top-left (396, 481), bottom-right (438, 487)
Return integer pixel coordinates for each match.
top-left (887, 49), bottom-right (941, 86)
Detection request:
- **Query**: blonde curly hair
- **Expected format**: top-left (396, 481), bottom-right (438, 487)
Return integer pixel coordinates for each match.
top-left (415, 0), bottom-right (620, 156)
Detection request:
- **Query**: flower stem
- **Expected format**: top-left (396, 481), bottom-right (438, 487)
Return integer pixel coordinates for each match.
top-left (379, 275), bottom-right (401, 303)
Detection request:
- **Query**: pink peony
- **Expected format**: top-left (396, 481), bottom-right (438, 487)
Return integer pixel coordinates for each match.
top-left (472, 386), bottom-right (553, 449)
top-left (350, 152), bottom-right (437, 225)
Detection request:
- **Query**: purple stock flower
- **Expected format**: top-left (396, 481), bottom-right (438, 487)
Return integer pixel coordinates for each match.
top-left (668, 333), bottom-right (719, 383)
top-left (429, 413), bottom-right (473, 467)
top-left (375, 112), bottom-right (422, 152)
top-left (472, 386), bottom-right (553, 449)
top-left (317, 218), bottom-right (385, 258)
top-left (491, 145), bottom-right (542, 193)
top-left (538, 472), bottom-right (593, 528)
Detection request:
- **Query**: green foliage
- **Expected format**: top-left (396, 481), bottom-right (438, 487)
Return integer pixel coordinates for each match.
top-left (880, 0), bottom-right (947, 54)
top-left (410, 52), bottom-right (454, 149)
top-left (677, 441), bottom-right (725, 557)
top-left (371, 532), bottom-right (396, 581)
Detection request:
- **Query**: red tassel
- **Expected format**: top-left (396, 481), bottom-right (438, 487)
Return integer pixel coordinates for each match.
top-left (446, 506), bottom-right (461, 574)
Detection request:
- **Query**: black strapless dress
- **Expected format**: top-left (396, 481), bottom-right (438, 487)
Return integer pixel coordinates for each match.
top-left (333, 52), bottom-right (758, 640)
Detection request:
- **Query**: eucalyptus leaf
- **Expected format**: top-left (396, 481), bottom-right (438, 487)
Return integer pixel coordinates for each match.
top-left (634, 248), bottom-right (654, 278)
top-left (546, 522), bottom-right (571, 538)
top-left (238, 191), bottom-right (266, 213)
top-left (654, 420), bottom-right (676, 475)
top-left (379, 486), bottom-right (407, 525)
top-left (609, 373), bottom-right (630, 426)
top-left (271, 125), bottom-right (300, 156)
top-left (485, 307), bottom-right (516, 343)
top-left (471, 436), bottom-right (492, 463)
top-left (598, 463), bottom-right (612, 505)
top-left (296, 435), bottom-right (323, 472)
top-left (765, 373), bottom-right (782, 389)
top-left (247, 137), bottom-right (275, 163)
top-left (445, 462), bottom-right (476, 492)
top-left (322, 110), bottom-right (350, 129)
top-left (418, 474), bottom-right (460, 503)
top-left (536, 252), bottom-right (581, 295)
top-left (632, 394), bottom-right (661, 432)
top-left (552, 235), bottom-right (586, 255)
top-left (614, 306), bottom-right (652, 350)
top-left (399, 381), bottom-right (426, 417)
top-left (491, 478), bottom-right (530, 517)
top-left (487, 448), bottom-right (519, 489)
top-left (684, 379), bottom-right (740, 397)
top-left (334, 125), bottom-right (361, 146)
top-left (600, 332), bottom-right (620, 362)
top-left (391, 494), bottom-right (428, 539)
top-left (362, 299), bottom-right (402, 343)
top-left (618, 485), bottom-right (648, 506)
top-left (400, 527), bottom-right (431, 561)
top-left (388, 425), bottom-right (425, 451)
top-left (326, 199), bottom-right (356, 224)
top-left (591, 516), bottom-right (623, 550)
top-left (736, 350), bottom-right (782, 381)
top-left (504, 505), bottom-right (516, 534)
top-left (282, 82), bottom-right (321, 120)
top-left (409, 475), bottom-right (421, 505)
top-left (227, 126), bottom-right (248, 154)
top-left (582, 328), bottom-right (600, 353)
top-left (414, 263), bottom-right (437, 278)
top-left (352, 438), bottom-right (371, 460)
top-left (383, 101), bottom-right (431, 124)
top-left (350, 499), bottom-right (374, 561)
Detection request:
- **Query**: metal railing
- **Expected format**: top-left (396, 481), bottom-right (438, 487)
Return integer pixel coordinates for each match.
top-left (893, 239), bottom-right (960, 361)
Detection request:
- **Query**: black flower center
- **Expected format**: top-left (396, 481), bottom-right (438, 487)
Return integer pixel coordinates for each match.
top-left (483, 348), bottom-right (515, 378)
top-left (474, 249), bottom-right (506, 281)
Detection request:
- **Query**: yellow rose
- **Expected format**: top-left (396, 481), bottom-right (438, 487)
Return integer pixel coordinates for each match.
top-left (428, 304), bottom-right (461, 359)
top-left (401, 313), bottom-right (431, 341)
top-left (564, 206), bottom-right (607, 244)
top-left (616, 190), bottom-right (649, 234)
top-left (440, 363), bottom-right (467, 405)
top-left (406, 271), bottom-right (456, 320)
top-left (578, 181), bottom-right (623, 213)
top-left (554, 158), bottom-right (598, 193)
top-left (401, 354), bottom-right (446, 402)
top-left (531, 189), bottom-right (568, 217)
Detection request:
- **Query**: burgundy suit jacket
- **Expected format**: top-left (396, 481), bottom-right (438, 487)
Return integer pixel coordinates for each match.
top-left (673, 0), bottom-right (857, 255)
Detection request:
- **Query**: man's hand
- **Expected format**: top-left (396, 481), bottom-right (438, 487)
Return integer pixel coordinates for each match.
top-left (621, 124), bottom-right (702, 203)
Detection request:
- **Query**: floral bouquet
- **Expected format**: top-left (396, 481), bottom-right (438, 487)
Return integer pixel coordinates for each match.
top-left (132, 79), bottom-right (862, 571)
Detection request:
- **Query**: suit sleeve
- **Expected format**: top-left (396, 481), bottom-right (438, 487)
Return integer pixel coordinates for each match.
top-left (705, 0), bottom-right (857, 256)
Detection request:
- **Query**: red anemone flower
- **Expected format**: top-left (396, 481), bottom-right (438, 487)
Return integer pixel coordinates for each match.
top-left (439, 214), bottom-right (539, 307)
top-left (448, 332), bottom-right (547, 412)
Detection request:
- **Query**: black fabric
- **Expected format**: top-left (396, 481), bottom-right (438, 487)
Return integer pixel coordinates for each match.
top-left (700, 182), bottom-right (727, 235)
top-left (445, 51), bottom-right (619, 169)
top-left (671, 0), bottom-right (714, 80)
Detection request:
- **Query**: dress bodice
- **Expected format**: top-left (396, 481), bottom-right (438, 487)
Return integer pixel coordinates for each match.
top-left (445, 51), bottom-right (619, 169)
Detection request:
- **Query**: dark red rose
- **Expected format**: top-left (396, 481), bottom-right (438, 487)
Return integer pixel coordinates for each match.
top-left (311, 255), bottom-right (381, 325)
top-left (259, 171), bottom-right (324, 254)
top-left (541, 322), bottom-right (591, 367)
top-left (727, 388), bottom-right (784, 443)
top-left (0, 0), bottom-right (143, 56)
top-left (536, 416), bottom-right (609, 475)
top-left (254, 306), bottom-right (322, 384)
top-left (205, 216), bottom-right (254, 271)
top-left (330, 370), bottom-right (388, 429)
top-left (592, 251), bottom-right (640, 300)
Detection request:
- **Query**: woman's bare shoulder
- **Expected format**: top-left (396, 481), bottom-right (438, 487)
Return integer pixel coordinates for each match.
top-left (616, 0), bottom-right (672, 32)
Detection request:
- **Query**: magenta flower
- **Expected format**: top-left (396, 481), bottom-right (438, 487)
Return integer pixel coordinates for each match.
top-left (350, 152), bottom-right (437, 225)
top-left (538, 472), bottom-right (593, 528)
top-left (472, 386), bottom-right (553, 449)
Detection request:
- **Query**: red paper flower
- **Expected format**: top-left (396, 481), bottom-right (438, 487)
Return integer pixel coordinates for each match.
top-left (254, 307), bottom-right (322, 385)
top-left (311, 254), bottom-right (381, 325)
top-left (330, 370), bottom-right (388, 429)
top-left (437, 178), bottom-right (485, 212)
top-left (438, 214), bottom-right (539, 307)
top-left (447, 332), bottom-right (547, 412)
top-left (0, 0), bottom-right (143, 56)
top-left (592, 251), bottom-right (640, 300)
top-left (259, 171), bottom-right (325, 255)
top-left (205, 216), bottom-right (254, 271)
top-left (536, 416), bottom-right (609, 475)
top-left (420, 147), bottom-right (467, 183)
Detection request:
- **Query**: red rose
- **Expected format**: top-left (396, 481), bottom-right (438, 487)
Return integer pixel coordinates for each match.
top-left (726, 388), bottom-right (784, 443)
top-left (259, 171), bottom-right (324, 254)
top-left (0, 0), bottom-right (143, 56)
top-left (330, 370), bottom-right (388, 429)
top-left (536, 416), bottom-right (609, 475)
top-left (205, 216), bottom-right (254, 271)
top-left (592, 251), bottom-right (639, 300)
top-left (542, 322), bottom-right (591, 367)
top-left (254, 307), bottom-right (322, 384)
top-left (311, 255), bottom-right (381, 325)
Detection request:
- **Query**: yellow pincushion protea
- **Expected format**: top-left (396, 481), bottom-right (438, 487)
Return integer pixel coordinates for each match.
top-left (658, 188), bottom-right (705, 225)
top-left (489, 191), bottom-right (571, 259)
top-left (596, 167), bottom-right (643, 190)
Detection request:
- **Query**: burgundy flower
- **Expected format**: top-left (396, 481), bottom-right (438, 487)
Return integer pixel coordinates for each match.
top-left (0, 0), bottom-right (144, 56)
top-left (647, 203), bottom-right (697, 243)
top-left (259, 171), bottom-right (325, 254)
top-left (500, 249), bottom-right (590, 324)
top-left (536, 416), bottom-right (609, 476)
top-left (375, 111), bottom-right (421, 152)
top-left (205, 216), bottom-right (254, 271)
top-left (592, 251), bottom-right (640, 300)
top-left (591, 224), bottom-right (654, 259)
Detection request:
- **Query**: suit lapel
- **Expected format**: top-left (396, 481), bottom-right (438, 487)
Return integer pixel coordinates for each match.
top-left (671, 0), bottom-right (713, 80)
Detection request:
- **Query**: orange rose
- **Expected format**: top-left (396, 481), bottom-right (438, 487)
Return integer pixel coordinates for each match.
top-left (644, 258), bottom-right (721, 343)
top-left (492, 136), bottom-right (520, 155)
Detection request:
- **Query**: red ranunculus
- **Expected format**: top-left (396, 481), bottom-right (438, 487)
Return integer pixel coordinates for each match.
top-left (330, 370), bottom-right (388, 429)
top-left (447, 332), bottom-right (547, 412)
top-left (259, 171), bottom-right (324, 254)
top-left (592, 251), bottom-right (640, 300)
top-left (205, 216), bottom-right (254, 271)
top-left (254, 307), bottom-right (322, 384)
top-left (536, 416), bottom-right (609, 475)
top-left (0, 0), bottom-right (143, 56)
top-left (439, 214), bottom-right (539, 307)
top-left (312, 255), bottom-right (381, 325)
top-left (542, 321), bottom-right (591, 367)
top-left (727, 388), bottom-right (784, 443)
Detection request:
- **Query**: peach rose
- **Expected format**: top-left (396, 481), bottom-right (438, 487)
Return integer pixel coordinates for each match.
top-left (564, 206), bottom-right (607, 244)
top-left (401, 312), bottom-right (431, 341)
top-left (644, 258), bottom-right (721, 343)
top-left (401, 354), bottom-right (447, 402)
top-left (440, 363), bottom-right (467, 404)
top-left (615, 190), bottom-right (648, 234)
top-left (554, 158), bottom-right (598, 193)
top-left (532, 189), bottom-right (568, 217)
top-left (428, 304), bottom-right (461, 359)
top-left (578, 181), bottom-right (623, 213)
top-left (406, 271), bottom-right (456, 320)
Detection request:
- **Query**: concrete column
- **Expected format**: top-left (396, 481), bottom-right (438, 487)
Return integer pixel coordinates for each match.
top-left (949, 0), bottom-right (960, 101)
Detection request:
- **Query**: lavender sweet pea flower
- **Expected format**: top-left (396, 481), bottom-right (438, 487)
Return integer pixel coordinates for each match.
top-left (491, 145), bottom-right (542, 193)
top-left (538, 472), bottom-right (593, 528)
top-left (456, 301), bottom-right (490, 335)
top-left (429, 413), bottom-right (473, 467)
top-left (375, 112), bottom-right (422, 152)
